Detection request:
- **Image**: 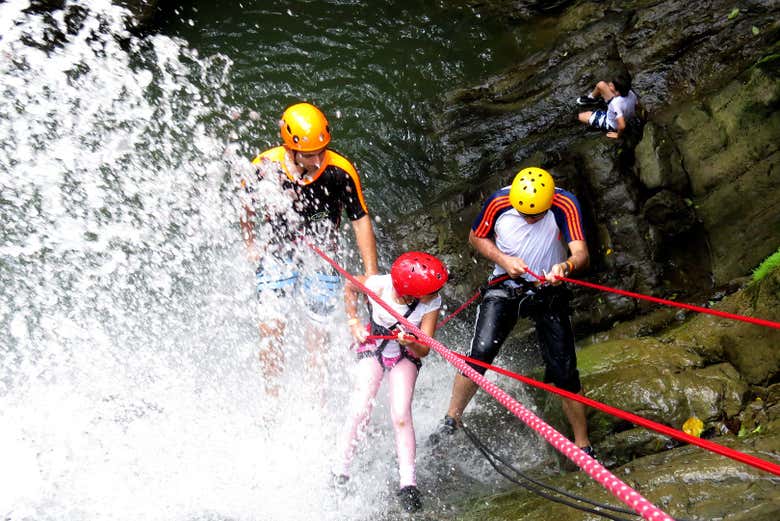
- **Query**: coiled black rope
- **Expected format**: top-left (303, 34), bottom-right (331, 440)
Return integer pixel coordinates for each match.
top-left (461, 424), bottom-right (694, 521)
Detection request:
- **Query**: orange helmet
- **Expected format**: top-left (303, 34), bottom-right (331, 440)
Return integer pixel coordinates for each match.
top-left (508, 167), bottom-right (555, 215)
top-left (279, 102), bottom-right (331, 152)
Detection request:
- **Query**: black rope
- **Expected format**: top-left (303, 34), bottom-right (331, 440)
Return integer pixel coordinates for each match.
top-left (461, 424), bottom-right (694, 521)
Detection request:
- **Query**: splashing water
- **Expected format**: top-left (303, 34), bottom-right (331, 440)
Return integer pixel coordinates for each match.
top-left (1, 2), bottom-right (549, 519)
top-left (0, 2), bottom-right (362, 520)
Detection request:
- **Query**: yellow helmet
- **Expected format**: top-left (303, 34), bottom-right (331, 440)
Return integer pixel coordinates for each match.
top-left (508, 167), bottom-right (555, 215)
top-left (279, 102), bottom-right (331, 152)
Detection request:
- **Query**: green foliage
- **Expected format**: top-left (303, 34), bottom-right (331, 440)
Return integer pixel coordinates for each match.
top-left (752, 247), bottom-right (780, 282)
top-left (728, 7), bottom-right (740, 20)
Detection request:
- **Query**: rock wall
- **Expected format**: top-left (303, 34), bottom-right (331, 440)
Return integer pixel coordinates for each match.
top-left (452, 265), bottom-right (780, 521)
top-left (393, 4), bottom-right (780, 518)
top-left (396, 0), bottom-right (780, 332)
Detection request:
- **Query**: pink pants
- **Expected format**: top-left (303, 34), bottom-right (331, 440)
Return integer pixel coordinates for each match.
top-left (334, 356), bottom-right (419, 487)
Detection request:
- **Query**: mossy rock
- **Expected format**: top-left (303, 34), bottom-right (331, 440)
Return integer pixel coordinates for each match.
top-left (667, 265), bottom-right (780, 384)
top-left (456, 434), bottom-right (780, 521)
top-left (576, 339), bottom-right (747, 445)
top-left (577, 337), bottom-right (702, 376)
top-left (585, 362), bottom-right (747, 440)
top-left (671, 66), bottom-right (780, 285)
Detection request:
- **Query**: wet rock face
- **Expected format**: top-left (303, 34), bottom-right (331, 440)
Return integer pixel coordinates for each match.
top-left (452, 269), bottom-right (780, 521)
top-left (403, 4), bottom-right (779, 513)
top-left (669, 266), bottom-right (780, 385)
top-left (401, 0), bottom-right (780, 331)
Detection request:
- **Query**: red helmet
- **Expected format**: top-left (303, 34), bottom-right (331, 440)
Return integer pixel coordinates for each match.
top-left (391, 252), bottom-right (448, 298)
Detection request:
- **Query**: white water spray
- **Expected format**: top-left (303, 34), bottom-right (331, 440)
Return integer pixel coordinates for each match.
top-left (0, 2), bottom-right (371, 520)
top-left (0, 3), bottom-right (549, 520)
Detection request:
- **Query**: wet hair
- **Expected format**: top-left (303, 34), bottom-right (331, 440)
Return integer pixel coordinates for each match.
top-left (611, 75), bottom-right (632, 97)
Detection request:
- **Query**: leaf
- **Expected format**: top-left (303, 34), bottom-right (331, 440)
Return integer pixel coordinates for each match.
top-left (728, 8), bottom-right (740, 20)
top-left (752, 26), bottom-right (760, 35)
top-left (682, 417), bottom-right (704, 437)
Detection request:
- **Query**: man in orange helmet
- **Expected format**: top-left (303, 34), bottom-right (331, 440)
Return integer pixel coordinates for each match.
top-left (240, 102), bottom-right (378, 395)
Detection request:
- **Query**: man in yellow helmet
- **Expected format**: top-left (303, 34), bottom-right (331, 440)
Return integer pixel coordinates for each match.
top-left (239, 102), bottom-right (378, 395)
top-left (430, 167), bottom-right (594, 458)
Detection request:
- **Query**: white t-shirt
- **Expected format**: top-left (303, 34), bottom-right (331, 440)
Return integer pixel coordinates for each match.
top-left (364, 274), bottom-right (441, 358)
top-left (492, 210), bottom-right (567, 282)
top-left (607, 90), bottom-right (638, 129)
top-left (471, 187), bottom-right (585, 283)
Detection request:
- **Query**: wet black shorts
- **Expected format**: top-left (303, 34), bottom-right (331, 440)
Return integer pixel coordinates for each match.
top-left (465, 281), bottom-right (581, 393)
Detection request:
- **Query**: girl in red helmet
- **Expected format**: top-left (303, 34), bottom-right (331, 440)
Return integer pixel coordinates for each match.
top-left (333, 252), bottom-right (448, 513)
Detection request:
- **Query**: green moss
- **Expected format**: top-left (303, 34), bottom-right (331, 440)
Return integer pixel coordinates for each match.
top-left (752, 247), bottom-right (780, 282)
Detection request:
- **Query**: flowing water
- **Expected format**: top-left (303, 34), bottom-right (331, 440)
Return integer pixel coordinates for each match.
top-left (1, 2), bottom-right (550, 519)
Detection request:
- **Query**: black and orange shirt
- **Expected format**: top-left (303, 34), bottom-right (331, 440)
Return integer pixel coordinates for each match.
top-left (471, 186), bottom-right (585, 281)
top-left (246, 146), bottom-right (369, 244)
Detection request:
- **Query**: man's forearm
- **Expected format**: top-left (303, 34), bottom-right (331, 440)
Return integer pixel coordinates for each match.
top-left (469, 231), bottom-right (506, 266)
top-left (566, 240), bottom-right (589, 273)
top-left (352, 215), bottom-right (379, 275)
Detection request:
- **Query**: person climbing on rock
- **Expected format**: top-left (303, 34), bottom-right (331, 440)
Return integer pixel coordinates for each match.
top-left (576, 74), bottom-right (638, 139)
top-left (428, 167), bottom-right (595, 461)
top-left (239, 102), bottom-right (378, 396)
top-left (333, 252), bottom-right (448, 513)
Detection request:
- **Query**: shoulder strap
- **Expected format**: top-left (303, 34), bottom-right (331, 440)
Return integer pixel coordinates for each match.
top-left (368, 299), bottom-right (420, 354)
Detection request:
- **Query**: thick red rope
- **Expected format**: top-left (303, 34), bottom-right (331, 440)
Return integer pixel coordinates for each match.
top-left (307, 242), bottom-right (676, 521)
top-left (522, 268), bottom-right (780, 330)
top-left (450, 352), bottom-right (780, 476)
top-left (435, 274), bottom-right (510, 329)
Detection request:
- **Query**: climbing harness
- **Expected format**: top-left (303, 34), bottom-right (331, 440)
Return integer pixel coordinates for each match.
top-left (358, 299), bottom-right (422, 371)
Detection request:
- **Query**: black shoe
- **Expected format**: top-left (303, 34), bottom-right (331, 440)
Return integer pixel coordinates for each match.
top-left (576, 95), bottom-right (599, 105)
top-left (427, 415), bottom-right (457, 446)
top-left (330, 472), bottom-right (349, 489)
top-left (397, 485), bottom-right (422, 512)
top-left (581, 445), bottom-right (599, 462)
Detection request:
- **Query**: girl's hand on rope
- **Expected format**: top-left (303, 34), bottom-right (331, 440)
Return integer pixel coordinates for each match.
top-left (348, 319), bottom-right (368, 342)
top-left (396, 330), bottom-right (418, 347)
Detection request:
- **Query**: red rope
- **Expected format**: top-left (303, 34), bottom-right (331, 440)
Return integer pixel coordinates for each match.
top-left (450, 352), bottom-right (780, 477)
top-left (435, 275), bottom-right (510, 329)
top-left (364, 334), bottom-right (396, 341)
top-left (522, 268), bottom-right (780, 330)
top-left (306, 242), bottom-right (675, 521)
